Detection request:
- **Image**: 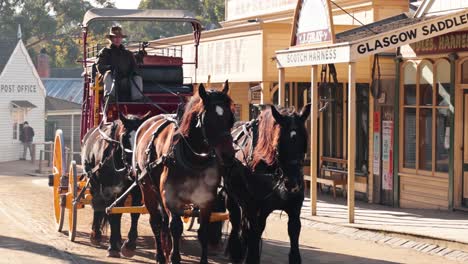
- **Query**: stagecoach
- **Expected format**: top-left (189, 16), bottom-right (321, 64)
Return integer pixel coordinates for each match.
top-left (49, 8), bottom-right (227, 242)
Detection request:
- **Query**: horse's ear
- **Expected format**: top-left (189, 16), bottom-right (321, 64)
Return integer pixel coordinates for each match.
top-left (270, 105), bottom-right (285, 126)
top-left (142, 111), bottom-right (152, 122)
top-left (300, 103), bottom-right (311, 123)
top-left (119, 112), bottom-right (129, 124)
top-left (198, 83), bottom-right (208, 102)
top-left (222, 80), bottom-right (229, 94)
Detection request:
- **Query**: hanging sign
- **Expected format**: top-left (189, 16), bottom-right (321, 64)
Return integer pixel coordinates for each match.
top-left (291, 0), bottom-right (335, 46)
top-left (351, 10), bottom-right (468, 58)
top-left (382, 120), bottom-right (393, 190)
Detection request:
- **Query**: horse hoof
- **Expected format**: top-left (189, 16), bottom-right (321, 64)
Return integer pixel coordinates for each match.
top-left (121, 240), bottom-right (136, 258)
top-left (107, 250), bottom-right (121, 258)
top-left (156, 254), bottom-right (166, 264)
top-left (171, 255), bottom-right (181, 264)
top-left (89, 233), bottom-right (102, 246)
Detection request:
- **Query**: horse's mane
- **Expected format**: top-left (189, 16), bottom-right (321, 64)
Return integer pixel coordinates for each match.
top-left (251, 107), bottom-right (290, 169)
top-left (177, 91), bottom-right (235, 138)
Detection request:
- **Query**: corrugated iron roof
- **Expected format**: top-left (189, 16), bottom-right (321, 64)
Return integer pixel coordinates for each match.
top-left (42, 78), bottom-right (83, 104)
top-left (50, 68), bottom-right (83, 78)
top-left (336, 13), bottom-right (429, 43)
top-left (0, 39), bottom-right (17, 74)
top-left (46, 96), bottom-right (81, 111)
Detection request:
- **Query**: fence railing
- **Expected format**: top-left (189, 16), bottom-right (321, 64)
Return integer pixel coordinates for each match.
top-left (36, 145), bottom-right (81, 174)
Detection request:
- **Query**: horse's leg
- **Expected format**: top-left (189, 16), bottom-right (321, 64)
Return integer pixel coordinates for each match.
top-left (226, 196), bottom-right (245, 263)
top-left (286, 203), bottom-right (302, 264)
top-left (169, 214), bottom-right (183, 264)
top-left (198, 204), bottom-right (213, 264)
top-left (90, 210), bottom-right (105, 246)
top-left (121, 187), bottom-right (142, 258)
top-left (141, 182), bottom-right (166, 263)
top-left (107, 212), bottom-right (123, 258)
top-left (245, 210), bottom-right (268, 264)
top-left (149, 213), bottom-right (166, 264)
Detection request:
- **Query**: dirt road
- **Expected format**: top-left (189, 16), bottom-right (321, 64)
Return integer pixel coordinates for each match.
top-left (0, 174), bottom-right (462, 263)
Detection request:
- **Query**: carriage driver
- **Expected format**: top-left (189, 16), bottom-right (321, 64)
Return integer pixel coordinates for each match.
top-left (97, 26), bottom-right (143, 102)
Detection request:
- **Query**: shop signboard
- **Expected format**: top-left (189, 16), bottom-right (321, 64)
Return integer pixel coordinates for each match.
top-left (276, 45), bottom-right (350, 67)
top-left (226, 0), bottom-right (297, 21)
top-left (410, 30), bottom-right (468, 54)
top-left (351, 10), bottom-right (468, 58)
top-left (291, 0), bottom-right (335, 46)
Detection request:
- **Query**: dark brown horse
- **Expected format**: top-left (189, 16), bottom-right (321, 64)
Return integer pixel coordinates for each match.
top-left (225, 104), bottom-right (311, 264)
top-left (132, 81), bottom-right (235, 264)
top-left (81, 112), bottom-right (151, 258)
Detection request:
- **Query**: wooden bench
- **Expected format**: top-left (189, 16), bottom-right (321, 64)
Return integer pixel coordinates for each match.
top-left (318, 157), bottom-right (348, 199)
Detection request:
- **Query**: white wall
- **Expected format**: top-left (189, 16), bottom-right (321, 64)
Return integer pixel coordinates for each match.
top-left (0, 40), bottom-right (45, 162)
top-left (426, 0), bottom-right (468, 15)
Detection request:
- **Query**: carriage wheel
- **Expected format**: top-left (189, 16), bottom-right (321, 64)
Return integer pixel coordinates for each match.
top-left (68, 160), bottom-right (78, 241)
top-left (53, 130), bottom-right (66, 232)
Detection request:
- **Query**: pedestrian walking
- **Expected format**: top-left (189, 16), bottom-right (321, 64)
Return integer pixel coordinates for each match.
top-left (20, 121), bottom-right (34, 160)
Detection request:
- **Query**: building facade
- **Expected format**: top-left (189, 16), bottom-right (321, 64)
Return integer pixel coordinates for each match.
top-left (0, 39), bottom-right (45, 162)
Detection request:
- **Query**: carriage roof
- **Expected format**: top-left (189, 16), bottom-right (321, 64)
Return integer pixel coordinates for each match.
top-left (82, 8), bottom-right (202, 28)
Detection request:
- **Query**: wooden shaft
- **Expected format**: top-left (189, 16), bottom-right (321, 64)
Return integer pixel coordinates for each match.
top-left (108, 206), bottom-right (148, 214)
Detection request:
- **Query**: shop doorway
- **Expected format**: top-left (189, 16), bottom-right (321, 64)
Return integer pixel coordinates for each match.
top-left (463, 90), bottom-right (468, 206)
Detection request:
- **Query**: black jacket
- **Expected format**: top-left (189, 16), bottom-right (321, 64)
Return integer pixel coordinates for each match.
top-left (96, 44), bottom-right (137, 79)
top-left (20, 126), bottom-right (34, 143)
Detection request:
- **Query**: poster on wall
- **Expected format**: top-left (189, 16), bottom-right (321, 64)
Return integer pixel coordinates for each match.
top-left (373, 112), bottom-right (380, 175)
top-left (292, 0), bottom-right (334, 46)
top-left (382, 120), bottom-right (393, 190)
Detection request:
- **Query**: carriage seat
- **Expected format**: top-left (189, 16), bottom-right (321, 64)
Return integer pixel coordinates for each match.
top-left (138, 65), bottom-right (192, 95)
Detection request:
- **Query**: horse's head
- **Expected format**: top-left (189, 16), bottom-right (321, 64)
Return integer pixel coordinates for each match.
top-left (263, 104), bottom-right (310, 194)
top-left (179, 80), bottom-right (236, 164)
top-left (199, 80), bottom-right (236, 163)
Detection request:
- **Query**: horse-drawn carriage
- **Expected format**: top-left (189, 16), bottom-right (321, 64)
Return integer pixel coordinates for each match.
top-left (49, 7), bottom-right (311, 264)
top-left (49, 8), bottom-right (228, 244)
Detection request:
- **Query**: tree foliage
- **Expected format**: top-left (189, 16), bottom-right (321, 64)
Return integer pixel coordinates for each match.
top-left (0, 0), bottom-right (225, 68)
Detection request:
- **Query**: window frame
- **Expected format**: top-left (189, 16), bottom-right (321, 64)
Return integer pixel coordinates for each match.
top-left (400, 58), bottom-right (450, 177)
top-left (11, 106), bottom-right (25, 141)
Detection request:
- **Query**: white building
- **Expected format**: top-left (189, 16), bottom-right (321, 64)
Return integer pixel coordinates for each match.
top-left (0, 38), bottom-right (45, 162)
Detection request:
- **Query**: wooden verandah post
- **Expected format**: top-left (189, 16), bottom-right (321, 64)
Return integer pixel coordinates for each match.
top-left (310, 65), bottom-right (318, 216)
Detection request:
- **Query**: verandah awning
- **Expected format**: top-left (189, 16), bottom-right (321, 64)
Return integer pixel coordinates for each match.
top-left (276, 9), bottom-right (468, 68)
top-left (10, 100), bottom-right (37, 109)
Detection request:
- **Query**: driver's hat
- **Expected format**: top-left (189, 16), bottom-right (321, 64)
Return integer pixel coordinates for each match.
top-left (106, 26), bottom-right (127, 39)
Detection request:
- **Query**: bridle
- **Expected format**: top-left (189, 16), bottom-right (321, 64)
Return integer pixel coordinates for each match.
top-left (229, 121), bottom-right (306, 201)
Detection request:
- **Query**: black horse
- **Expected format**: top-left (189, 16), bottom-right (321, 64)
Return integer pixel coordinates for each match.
top-left (81, 112), bottom-right (151, 258)
top-left (132, 81), bottom-right (236, 264)
top-left (224, 104), bottom-right (311, 264)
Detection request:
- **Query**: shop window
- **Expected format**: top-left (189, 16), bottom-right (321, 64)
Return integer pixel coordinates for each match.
top-left (462, 60), bottom-right (468, 84)
top-left (403, 62), bottom-right (417, 169)
top-left (319, 83), bottom-right (368, 172)
top-left (11, 106), bottom-right (25, 140)
top-left (401, 59), bottom-right (450, 174)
